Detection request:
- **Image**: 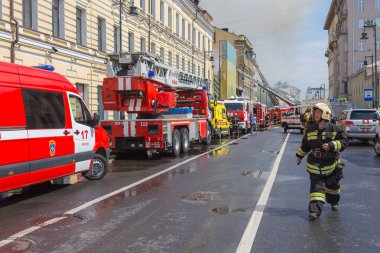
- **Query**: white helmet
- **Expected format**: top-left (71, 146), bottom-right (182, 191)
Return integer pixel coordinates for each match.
top-left (313, 103), bottom-right (332, 121)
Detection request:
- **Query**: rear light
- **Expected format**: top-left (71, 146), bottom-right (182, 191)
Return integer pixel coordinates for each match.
top-left (345, 121), bottom-right (354, 126)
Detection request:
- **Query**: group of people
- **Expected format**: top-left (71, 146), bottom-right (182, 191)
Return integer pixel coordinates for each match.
top-left (296, 103), bottom-right (348, 221)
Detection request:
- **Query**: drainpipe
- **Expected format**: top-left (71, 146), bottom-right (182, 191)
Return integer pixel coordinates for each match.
top-left (10, 0), bottom-right (19, 63)
top-left (191, 9), bottom-right (198, 74)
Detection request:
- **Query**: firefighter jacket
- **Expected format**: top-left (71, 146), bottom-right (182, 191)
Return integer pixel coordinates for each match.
top-left (296, 122), bottom-right (348, 175)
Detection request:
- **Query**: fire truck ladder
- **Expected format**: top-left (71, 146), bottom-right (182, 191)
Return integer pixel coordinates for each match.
top-left (253, 58), bottom-right (295, 106)
top-left (106, 52), bottom-right (210, 90)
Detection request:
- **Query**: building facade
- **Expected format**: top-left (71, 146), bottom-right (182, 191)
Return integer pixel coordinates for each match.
top-left (1, 0), bottom-right (215, 118)
top-left (213, 28), bottom-right (256, 100)
top-left (324, 0), bottom-right (380, 103)
top-left (306, 86), bottom-right (326, 100)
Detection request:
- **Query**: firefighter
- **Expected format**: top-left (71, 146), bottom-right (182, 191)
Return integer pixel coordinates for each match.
top-left (265, 114), bottom-right (270, 129)
top-left (301, 108), bottom-right (312, 131)
top-left (296, 103), bottom-right (348, 221)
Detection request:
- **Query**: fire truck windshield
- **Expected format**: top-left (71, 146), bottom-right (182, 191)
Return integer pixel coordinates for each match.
top-left (225, 103), bottom-right (243, 111)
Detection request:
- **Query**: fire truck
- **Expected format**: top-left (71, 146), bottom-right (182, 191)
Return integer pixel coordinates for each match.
top-left (223, 98), bottom-right (252, 134)
top-left (252, 102), bottom-right (267, 129)
top-left (101, 53), bottom-right (212, 157)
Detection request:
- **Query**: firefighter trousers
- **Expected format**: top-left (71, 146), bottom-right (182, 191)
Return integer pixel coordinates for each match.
top-left (308, 169), bottom-right (342, 216)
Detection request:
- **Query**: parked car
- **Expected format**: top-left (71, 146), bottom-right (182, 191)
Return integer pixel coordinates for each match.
top-left (336, 109), bottom-right (379, 143)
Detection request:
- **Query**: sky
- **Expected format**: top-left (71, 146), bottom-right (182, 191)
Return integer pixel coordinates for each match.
top-left (200, 0), bottom-right (331, 98)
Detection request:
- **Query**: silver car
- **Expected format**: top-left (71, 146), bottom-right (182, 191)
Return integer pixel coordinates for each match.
top-left (336, 109), bottom-right (379, 142)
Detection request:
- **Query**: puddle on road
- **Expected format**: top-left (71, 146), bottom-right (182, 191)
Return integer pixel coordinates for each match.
top-left (208, 146), bottom-right (231, 157)
top-left (241, 170), bottom-right (264, 178)
top-left (211, 206), bottom-right (248, 216)
top-left (181, 191), bottom-right (221, 204)
top-left (1, 238), bottom-right (36, 252)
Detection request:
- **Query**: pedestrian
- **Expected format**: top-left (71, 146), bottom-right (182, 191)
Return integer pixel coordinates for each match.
top-left (296, 103), bottom-right (348, 221)
top-left (253, 114), bottom-right (257, 132)
top-left (249, 112), bottom-right (254, 133)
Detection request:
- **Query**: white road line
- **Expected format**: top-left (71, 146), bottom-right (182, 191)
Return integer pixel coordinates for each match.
top-left (236, 133), bottom-right (290, 253)
top-left (0, 134), bottom-right (250, 249)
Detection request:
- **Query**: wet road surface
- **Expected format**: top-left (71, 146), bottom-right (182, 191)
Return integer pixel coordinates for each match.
top-left (0, 128), bottom-right (380, 252)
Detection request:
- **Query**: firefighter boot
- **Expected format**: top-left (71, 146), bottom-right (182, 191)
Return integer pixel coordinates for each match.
top-left (308, 212), bottom-right (319, 221)
top-left (331, 204), bottom-right (339, 211)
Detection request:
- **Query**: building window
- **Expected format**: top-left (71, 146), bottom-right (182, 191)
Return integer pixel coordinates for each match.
top-left (76, 8), bottom-right (86, 45)
top-left (150, 0), bottom-right (156, 19)
top-left (188, 23), bottom-right (191, 41)
top-left (176, 14), bottom-right (180, 34)
top-left (192, 63), bottom-right (195, 74)
top-left (23, 0), bottom-right (37, 30)
top-left (376, 39), bottom-right (380, 50)
top-left (114, 26), bottom-right (120, 53)
top-left (192, 28), bottom-right (196, 45)
top-left (344, 41), bottom-right (348, 52)
top-left (168, 51), bottom-right (172, 66)
top-left (359, 19), bottom-right (365, 28)
top-left (141, 37), bottom-right (146, 52)
top-left (182, 57), bottom-right (185, 71)
top-left (128, 32), bottom-right (135, 53)
top-left (176, 55), bottom-right (180, 69)
top-left (198, 65), bottom-right (200, 76)
top-left (160, 47), bottom-right (165, 62)
top-left (377, 0), bottom-right (380, 10)
top-left (160, 1), bottom-right (164, 23)
top-left (52, 0), bottom-right (64, 38)
top-left (182, 18), bottom-right (185, 38)
top-left (98, 17), bottom-right (106, 52)
top-left (188, 60), bottom-right (190, 72)
top-left (140, 0), bottom-right (146, 12)
top-left (202, 36), bottom-right (205, 50)
top-left (168, 7), bottom-right (172, 29)
top-left (76, 83), bottom-right (89, 106)
top-left (358, 61), bottom-right (365, 69)
top-left (358, 42), bottom-right (364, 51)
top-left (359, 0), bottom-right (365, 11)
top-left (151, 42), bottom-right (156, 54)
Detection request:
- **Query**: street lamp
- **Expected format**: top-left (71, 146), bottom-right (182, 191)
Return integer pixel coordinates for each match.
top-left (364, 55), bottom-right (375, 107)
top-left (119, 0), bottom-right (138, 54)
top-left (361, 20), bottom-right (378, 108)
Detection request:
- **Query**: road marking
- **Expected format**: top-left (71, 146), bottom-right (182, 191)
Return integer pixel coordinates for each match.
top-left (0, 134), bottom-right (251, 249)
top-left (236, 133), bottom-right (290, 253)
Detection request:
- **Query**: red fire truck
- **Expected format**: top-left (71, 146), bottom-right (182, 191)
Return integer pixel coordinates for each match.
top-left (252, 102), bottom-right (267, 129)
top-left (0, 62), bottom-right (110, 193)
top-left (101, 53), bottom-right (212, 157)
top-left (223, 97), bottom-right (252, 134)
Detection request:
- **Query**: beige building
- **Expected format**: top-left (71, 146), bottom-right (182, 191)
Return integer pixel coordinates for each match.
top-left (1, 0), bottom-right (215, 119)
top-left (324, 0), bottom-right (380, 104)
top-left (213, 28), bottom-right (256, 100)
top-left (348, 63), bottom-right (376, 107)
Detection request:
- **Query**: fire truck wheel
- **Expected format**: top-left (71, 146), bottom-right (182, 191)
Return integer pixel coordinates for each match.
top-left (283, 124), bottom-right (288, 133)
top-left (180, 128), bottom-right (189, 154)
top-left (203, 124), bottom-right (212, 145)
top-left (84, 154), bottom-right (108, 180)
top-left (172, 129), bottom-right (181, 157)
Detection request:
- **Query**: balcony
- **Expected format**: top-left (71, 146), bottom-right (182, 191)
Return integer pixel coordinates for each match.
top-left (340, 8), bottom-right (348, 19)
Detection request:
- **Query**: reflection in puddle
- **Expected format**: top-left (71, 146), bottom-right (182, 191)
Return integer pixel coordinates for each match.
top-left (211, 206), bottom-right (248, 216)
top-left (208, 146), bottom-right (231, 157)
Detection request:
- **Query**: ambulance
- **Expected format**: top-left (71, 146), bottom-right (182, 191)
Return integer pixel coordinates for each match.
top-left (0, 61), bottom-right (110, 193)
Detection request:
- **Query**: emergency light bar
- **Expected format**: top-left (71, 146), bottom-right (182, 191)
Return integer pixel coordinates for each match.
top-left (32, 65), bottom-right (55, 71)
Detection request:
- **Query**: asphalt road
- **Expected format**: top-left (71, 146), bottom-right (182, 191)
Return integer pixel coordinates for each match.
top-left (0, 128), bottom-right (379, 253)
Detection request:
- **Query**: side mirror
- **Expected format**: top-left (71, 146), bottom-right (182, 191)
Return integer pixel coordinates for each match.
top-left (92, 113), bottom-right (100, 128)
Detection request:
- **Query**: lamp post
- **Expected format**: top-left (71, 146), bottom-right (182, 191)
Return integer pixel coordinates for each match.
top-left (364, 55), bottom-right (375, 107)
top-left (361, 20), bottom-right (378, 108)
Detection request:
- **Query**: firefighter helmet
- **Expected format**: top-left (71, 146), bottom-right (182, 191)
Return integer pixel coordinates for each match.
top-left (313, 103), bottom-right (331, 121)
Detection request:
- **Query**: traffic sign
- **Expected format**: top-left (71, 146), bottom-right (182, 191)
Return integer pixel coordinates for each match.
top-left (364, 88), bottom-right (374, 102)
top-left (332, 97), bottom-right (338, 103)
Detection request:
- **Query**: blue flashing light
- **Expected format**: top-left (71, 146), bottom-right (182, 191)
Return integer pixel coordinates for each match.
top-left (202, 85), bottom-right (208, 91)
top-left (148, 70), bottom-right (155, 77)
top-left (33, 65), bottom-right (55, 71)
top-left (237, 98), bottom-right (245, 101)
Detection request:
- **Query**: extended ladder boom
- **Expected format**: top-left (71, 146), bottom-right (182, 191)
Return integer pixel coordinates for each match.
top-left (107, 52), bottom-right (210, 90)
top-left (253, 58), bottom-right (295, 106)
